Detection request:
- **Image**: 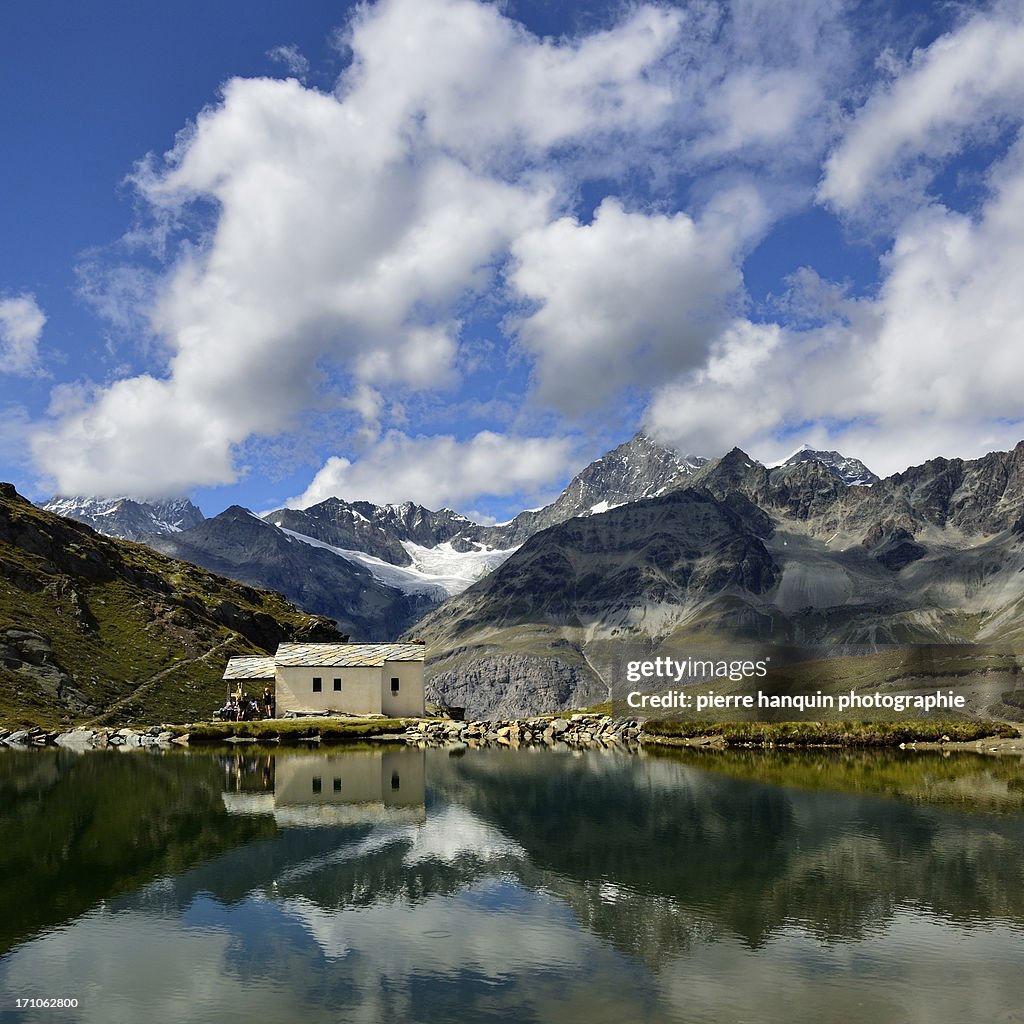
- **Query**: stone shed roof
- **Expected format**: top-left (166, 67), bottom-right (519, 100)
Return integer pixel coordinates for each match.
top-left (223, 656), bottom-right (277, 681)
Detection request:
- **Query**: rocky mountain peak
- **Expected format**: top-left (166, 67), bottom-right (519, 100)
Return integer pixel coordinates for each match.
top-left (216, 505), bottom-right (270, 526)
top-left (38, 494), bottom-right (205, 541)
top-left (570, 431), bottom-right (697, 504)
top-left (773, 444), bottom-right (879, 486)
top-left (475, 431), bottom-right (708, 548)
top-left (687, 448), bottom-right (769, 504)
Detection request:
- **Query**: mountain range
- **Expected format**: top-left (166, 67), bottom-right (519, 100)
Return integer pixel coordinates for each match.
top-left (41, 431), bottom-right (707, 637)
top-left (415, 442), bottom-right (1024, 716)
top-left (42, 495), bottom-right (206, 541)
top-left (34, 433), bottom-right (1024, 719)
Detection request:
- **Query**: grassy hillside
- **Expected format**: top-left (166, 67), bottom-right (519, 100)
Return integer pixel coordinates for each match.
top-left (0, 483), bottom-right (344, 728)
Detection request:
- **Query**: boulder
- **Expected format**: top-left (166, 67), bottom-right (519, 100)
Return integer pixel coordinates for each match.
top-left (55, 729), bottom-right (95, 751)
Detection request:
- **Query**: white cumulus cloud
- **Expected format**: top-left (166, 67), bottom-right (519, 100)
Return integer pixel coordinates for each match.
top-left (288, 430), bottom-right (576, 510)
top-left (509, 191), bottom-right (762, 414)
top-left (649, 131), bottom-right (1024, 475)
top-left (820, 5), bottom-right (1024, 212)
top-left (0, 294), bottom-right (46, 376)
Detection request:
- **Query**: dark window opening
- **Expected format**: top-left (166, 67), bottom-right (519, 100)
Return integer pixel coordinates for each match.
top-left (333, 677), bottom-right (342, 691)
top-left (312, 677), bottom-right (322, 692)
top-left (391, 677), bottom-right (400, 693)
top-left (333, 778), bottom-right (342, 793)
top-left (391, 771), bottom-right (401, 790)
top-left (312, 777), bottom-right (322, 794)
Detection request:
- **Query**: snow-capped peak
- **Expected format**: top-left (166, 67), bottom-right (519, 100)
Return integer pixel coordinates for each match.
top-left (766, 443), bottom-right (814, 468)
top-left (769, 445), bottom-right (879, 486)
top-left (39, 495), bottom-right (205, 541)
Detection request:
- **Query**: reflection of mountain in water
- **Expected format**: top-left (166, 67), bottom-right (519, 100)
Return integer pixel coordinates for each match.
top-left (123, 746), bottom-right (520, 919)
top-left (4, 746), bottom-right (1024, 976)
top-left (423, 749), bottom-right (1024, 960)
top-left (151, 747), bottom-right (1024, 970)
top-left (0, 750), bottom-right (272, 954)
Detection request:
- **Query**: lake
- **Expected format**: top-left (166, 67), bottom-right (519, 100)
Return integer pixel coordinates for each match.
top-left (1, 743), bottom-right (1023, 1023)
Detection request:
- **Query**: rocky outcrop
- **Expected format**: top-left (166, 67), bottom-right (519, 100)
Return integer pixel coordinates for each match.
top-left (1, 628), bottom-right (92, 714)
top-left (0, 725), bottom-right (177, 749)
top-left (426, 653), bottom-right (605, 720)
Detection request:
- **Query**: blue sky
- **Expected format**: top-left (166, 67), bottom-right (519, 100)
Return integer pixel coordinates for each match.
top-left (3, 0), bottom-right (1023, 521)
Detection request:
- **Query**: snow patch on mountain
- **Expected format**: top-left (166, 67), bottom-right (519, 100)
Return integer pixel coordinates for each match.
top-left (587, 500), bottom-right (625, 515)
top-left (400, 540), bottom-right (517, 583)
top-left (280, 528), bottom-right (516, 598)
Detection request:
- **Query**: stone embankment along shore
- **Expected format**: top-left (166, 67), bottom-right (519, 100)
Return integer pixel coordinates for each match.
top-left (3, 716), bottom-right (1022, 753)
top-left (401, 716), bottom-right (1024, 754)
top-left (0, 714), bottom-right (641, 752)
top-left (404, 713), bottom-right (642, 749)
top-left (0, 725), bottom-right (182, 751)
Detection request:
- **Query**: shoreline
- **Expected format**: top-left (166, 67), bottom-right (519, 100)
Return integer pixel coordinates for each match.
top-left (2, 715), bottom-right (1022, 755)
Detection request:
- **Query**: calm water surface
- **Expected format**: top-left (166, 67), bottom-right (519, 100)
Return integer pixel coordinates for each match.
top-left (1, 744), bottom-right (1023, 1024)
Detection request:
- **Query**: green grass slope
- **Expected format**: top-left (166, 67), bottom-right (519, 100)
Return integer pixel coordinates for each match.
top-left (0, 483), bottom-right (344, 728)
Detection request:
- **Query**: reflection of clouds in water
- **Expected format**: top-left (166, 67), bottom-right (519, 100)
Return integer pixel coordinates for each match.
top-left (0, 888), bottom-right (671, 1024)
top-left (279, 879), bottom-right (581, 968)
top-left (6, 889), bottom-right (1022, 1024)
top-left (0, 911), bottom-right (307, 1024)
top-left (654, 912), bottom-right (1024, 1024)
top-left (403, 804), bottom-right (525, 864)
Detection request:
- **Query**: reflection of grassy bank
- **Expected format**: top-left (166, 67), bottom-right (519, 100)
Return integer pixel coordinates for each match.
top-left (641, 719), bottom-right (1017, 746)
top-left (193, 740), bottom-right (394, 757)
top-left (644, 744), bottom-right (1024, 813)
top-left (0, 750), bottom-right (273, 954)
top-left (177, 717), bottom-right (417, 743)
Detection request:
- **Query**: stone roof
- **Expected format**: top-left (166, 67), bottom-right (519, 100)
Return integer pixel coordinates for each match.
top-left (274, 642), bottom-right (427, 668)
top-left (223, 656), bottom-right (277, 680)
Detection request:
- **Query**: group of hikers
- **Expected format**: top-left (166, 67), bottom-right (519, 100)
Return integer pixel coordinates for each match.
top-left (217, 686), bottom-right (275, 722)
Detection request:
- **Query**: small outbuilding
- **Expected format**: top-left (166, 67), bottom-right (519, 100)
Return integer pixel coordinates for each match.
top-left (223, 642), bottom-right (426, 718)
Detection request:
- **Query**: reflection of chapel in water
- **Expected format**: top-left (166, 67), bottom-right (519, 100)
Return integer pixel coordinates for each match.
top-left (220, 748), bottom-right (426, 826)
